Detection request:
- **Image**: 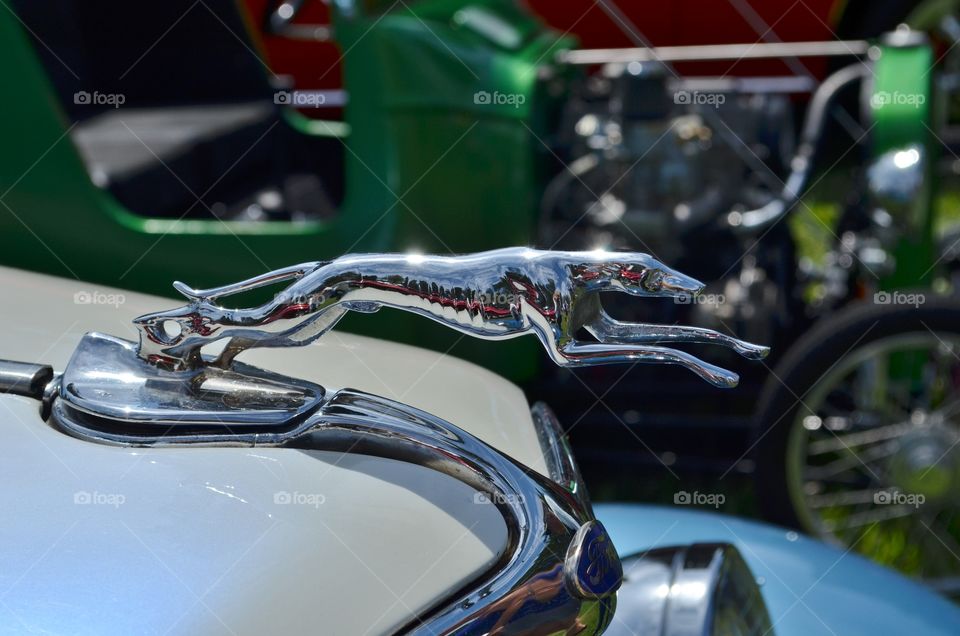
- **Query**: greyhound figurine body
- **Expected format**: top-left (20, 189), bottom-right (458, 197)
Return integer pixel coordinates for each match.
top-left (134, 248), bottom-right (768, 387)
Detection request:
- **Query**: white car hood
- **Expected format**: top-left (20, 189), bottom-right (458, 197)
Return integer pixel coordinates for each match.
top-left (0, 267), bottom-right (549, 635)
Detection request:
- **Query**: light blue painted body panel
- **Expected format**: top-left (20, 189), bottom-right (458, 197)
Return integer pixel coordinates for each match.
top-left (595, 503), bottom-right (960, 636)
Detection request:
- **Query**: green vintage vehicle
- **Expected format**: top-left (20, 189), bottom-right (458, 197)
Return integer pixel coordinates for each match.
top-left (5, 0), bottom-right (960, 591)
top-left (0, 0), bottom-right (576, 378)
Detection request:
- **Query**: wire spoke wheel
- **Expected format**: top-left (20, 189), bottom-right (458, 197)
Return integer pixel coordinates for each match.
top-left (754, 300), bottom-right (960, 596)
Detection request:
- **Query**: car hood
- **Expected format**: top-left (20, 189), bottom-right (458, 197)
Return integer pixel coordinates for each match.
top-left (0, 267), bottom-right (552, 635)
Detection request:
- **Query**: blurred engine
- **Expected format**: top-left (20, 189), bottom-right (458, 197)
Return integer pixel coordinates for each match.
top-left (542, 61), bottom-right (794, 264)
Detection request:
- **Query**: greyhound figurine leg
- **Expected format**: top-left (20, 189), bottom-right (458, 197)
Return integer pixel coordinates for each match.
top-left (585, 310), bottom-right (770, 360)
top-left (213, 304), bottom-right (351, 368)
top-left (552, 340), bottom-right (741, 388)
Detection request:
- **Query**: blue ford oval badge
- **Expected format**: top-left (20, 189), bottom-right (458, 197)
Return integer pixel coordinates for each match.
top-left (564, 520), bottom-right (623, 599)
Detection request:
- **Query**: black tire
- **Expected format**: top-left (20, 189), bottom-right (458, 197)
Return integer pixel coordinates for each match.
top-left (753, 296), bottom-right (960, 532)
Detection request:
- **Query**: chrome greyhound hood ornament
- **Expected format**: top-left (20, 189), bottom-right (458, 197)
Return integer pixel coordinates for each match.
top-left (132, 247), bottom-right (767, 387)
top-left (42, 248), bottom-right (769, 443)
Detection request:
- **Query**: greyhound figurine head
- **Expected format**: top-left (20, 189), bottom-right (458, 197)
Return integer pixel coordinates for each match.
top-left (134, 248), bottom-right (768, 387)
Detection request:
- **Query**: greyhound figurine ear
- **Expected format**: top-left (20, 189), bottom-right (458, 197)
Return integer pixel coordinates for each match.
top-left (167, 263), bottom-right (322, 305)
top-left (172, 281), bottom-right (204, 301)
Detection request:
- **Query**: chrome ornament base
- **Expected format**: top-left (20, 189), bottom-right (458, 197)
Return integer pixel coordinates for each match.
top-left (58, 333), bottom-right (325, 433)
top-left (51, 333), bottom-right (623, 634)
